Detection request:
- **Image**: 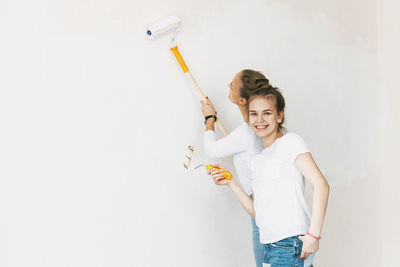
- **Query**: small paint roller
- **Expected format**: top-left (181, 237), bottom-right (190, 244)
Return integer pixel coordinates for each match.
top-left (183, 145), bottom-right (232, 180)
top-left (183, 145), bottom-right (194, 169)
top-left (146, 15), bottom-right (228, 136)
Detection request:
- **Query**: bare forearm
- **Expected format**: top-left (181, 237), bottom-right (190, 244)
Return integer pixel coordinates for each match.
top-left (202, 98), bottom-right (216, 131)
top-left (308, 180), bottom-right (330, 236)
top-left (228, 179), bottom-right (255, 217)
top-left (205, 117), bottom-right (215, 131)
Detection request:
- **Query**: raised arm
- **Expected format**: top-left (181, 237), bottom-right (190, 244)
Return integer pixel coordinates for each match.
top-left (201, 97), bottom-right (216, 132)
top-left (201, 98), bottom-right (250, 158)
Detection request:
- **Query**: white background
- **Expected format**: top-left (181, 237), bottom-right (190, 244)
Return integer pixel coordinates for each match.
top-left (0, 0), bottom-right (399, 266)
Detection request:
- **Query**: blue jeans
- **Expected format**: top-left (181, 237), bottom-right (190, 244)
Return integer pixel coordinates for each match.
top-left (251, 217), bottom-right (264, 267)
top-left (304, 250), bottom-right (315, 267)
top-left (263, 236), bottom-right (303, 267)
top-left (252, 218), bottom-right (315, 267)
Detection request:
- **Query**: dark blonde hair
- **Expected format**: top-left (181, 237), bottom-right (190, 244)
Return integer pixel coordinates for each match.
top-left (239, 69), bottom-right (270, 101)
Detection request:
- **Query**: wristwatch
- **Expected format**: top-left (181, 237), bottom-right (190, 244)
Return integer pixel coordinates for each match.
top-left (204, 115), bottom-right (217, 124)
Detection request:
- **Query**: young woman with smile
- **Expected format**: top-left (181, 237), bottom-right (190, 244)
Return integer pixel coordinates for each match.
top-left (207, 84), bottom-right (329, 267)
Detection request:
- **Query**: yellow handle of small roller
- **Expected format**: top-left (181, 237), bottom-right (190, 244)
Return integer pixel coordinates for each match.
top-left (170, 46), bottom-right (189, 73)
top-left (205, 164), bottom-right (232, 180)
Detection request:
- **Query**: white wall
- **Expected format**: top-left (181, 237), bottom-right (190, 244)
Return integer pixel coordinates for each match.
top-left (378, 0), bottom-right (400, 266)
top-left (0, 0), bottom-right (395, 266)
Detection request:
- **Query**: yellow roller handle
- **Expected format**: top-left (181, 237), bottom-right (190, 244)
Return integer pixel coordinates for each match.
top-left (205, 164), bottom-right (232, 180)
top-left (170, 45), bottom-right (228, 136)
top-left (170, 46), bottom-right (189, 73)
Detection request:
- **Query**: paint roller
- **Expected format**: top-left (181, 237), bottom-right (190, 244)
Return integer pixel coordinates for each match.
top-left (146, 15), bottom-right (228, 136)
top-left (183, 145), bottom-right (232, 180)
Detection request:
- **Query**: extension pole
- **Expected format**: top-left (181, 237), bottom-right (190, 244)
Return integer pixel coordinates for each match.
top-left (170, 45), bottom-right (228, 136)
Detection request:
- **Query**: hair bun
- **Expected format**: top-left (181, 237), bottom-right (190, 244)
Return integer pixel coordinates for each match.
top-left (254, 79), bottom-right (270, 90)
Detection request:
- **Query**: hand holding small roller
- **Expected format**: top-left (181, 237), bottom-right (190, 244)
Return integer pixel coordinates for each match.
top-left (205, 164), bottom-right (233, 183)
top-left (183, 146), bottom-right (232, 180)
top-left (190, 164), bottom-right (232, 180)
top-left (201, 164), bottom-right (232, 180)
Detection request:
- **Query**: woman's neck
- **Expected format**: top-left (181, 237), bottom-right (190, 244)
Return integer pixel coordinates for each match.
top-left (261, 131), bottom-right (283, 148)
top-left (238, 104), bottom-right (249, 122)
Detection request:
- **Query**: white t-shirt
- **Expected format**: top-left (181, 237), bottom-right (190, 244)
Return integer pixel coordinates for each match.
top-left (251, 133), bottom-right (311, 244)
top-left (203, 122), bottom-right (263, 195)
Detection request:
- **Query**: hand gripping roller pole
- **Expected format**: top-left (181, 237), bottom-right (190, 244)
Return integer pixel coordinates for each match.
top-left (146, 15), bottom-right (228, 136)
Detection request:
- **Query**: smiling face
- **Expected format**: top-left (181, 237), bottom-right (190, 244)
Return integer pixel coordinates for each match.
top-left (249, 96), bottom-right (283, 139)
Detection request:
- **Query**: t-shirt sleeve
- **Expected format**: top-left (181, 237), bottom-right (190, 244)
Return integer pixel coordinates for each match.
top-left (203, 123), bottom-right (251, 159)
top-left (284, 133), bottom-right (310, 164)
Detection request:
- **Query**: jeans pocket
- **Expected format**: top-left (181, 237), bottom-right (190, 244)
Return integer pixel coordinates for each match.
top-left (270, 237), bottom-right (297, 249)
top-left (267, 238), bottom-right (298, 266)
top-left (270, 242), bottom-right (294, 249)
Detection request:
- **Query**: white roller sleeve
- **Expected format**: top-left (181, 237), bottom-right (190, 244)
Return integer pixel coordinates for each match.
top-left (146, 14), bottom-right (181, 39)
